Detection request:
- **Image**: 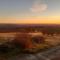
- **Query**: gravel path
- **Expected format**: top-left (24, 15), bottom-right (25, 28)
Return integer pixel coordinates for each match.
top-left (1, 45), bottom-right (59, 60)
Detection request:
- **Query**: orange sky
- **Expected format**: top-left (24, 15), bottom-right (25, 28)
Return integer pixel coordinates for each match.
top-left (0, 19), bottom-right (60, 24)
top-left (0, 16), bottom-right (60, 24)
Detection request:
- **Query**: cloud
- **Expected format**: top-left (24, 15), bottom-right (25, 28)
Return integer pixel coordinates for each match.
top-left (30, 1), bottom-right (47, 13)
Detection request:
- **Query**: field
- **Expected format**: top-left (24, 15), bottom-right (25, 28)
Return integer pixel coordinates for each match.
top-left (0, 24), bottom-right (60, 60)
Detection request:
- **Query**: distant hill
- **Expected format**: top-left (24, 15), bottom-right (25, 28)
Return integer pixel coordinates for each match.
top-left (0, 24), bottom-right (60, 28)
top-left (0, 24), bottom-right (60, 33)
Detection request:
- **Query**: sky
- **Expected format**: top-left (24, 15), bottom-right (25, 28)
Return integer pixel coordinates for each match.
top-left (0, 0), bottom-right (60, 24)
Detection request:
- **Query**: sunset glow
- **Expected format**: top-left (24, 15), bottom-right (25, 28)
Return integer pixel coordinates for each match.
top-left (0, 0), bottom-right (60, 24)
